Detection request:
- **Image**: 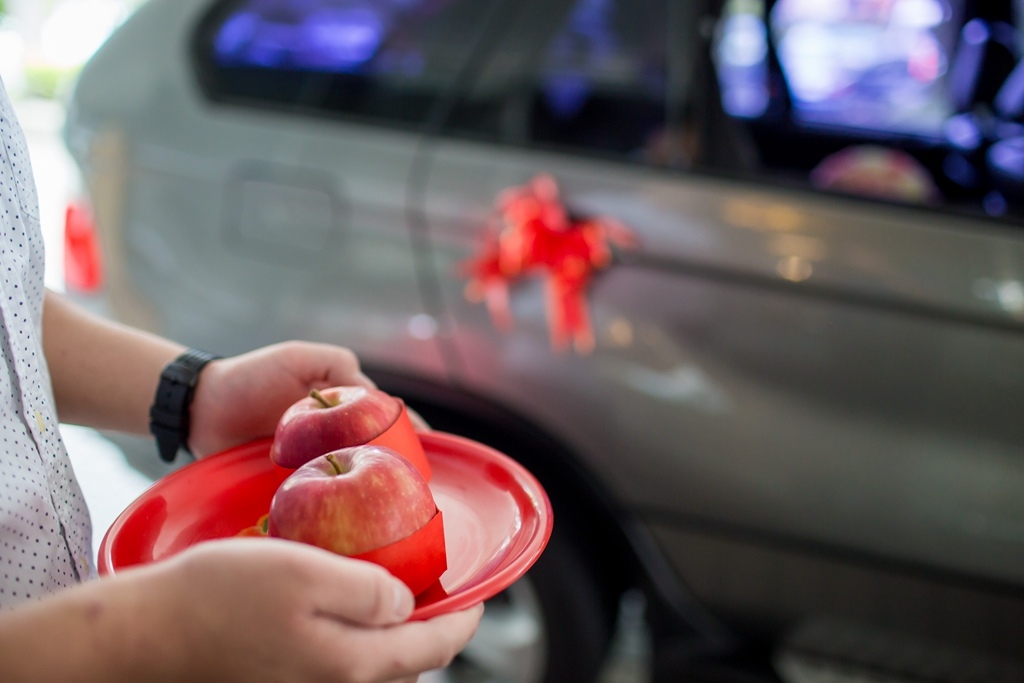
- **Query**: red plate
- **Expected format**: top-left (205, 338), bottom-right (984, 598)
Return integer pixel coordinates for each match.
top-left (98, 431), bottom-right (553, 620)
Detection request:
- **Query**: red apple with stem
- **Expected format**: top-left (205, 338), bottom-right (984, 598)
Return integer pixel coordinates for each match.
top-left (267, 444), bottom-right (437, 557)
top-left (271, 386), bottom-right (403, 469)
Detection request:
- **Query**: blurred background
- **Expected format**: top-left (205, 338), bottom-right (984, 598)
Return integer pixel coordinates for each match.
top-left (9, 2), bottom-right (1024, 682)
top-left (1, 3), bottom-right (650, 681)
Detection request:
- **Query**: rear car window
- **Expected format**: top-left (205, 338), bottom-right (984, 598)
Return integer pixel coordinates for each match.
top-left (194, 0), bottom-right (499, 126)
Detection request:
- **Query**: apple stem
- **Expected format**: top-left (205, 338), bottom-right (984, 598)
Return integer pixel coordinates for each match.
top-left (309, 388), bottom-right (337, 409)
top-left (325, 452), bottom-right (347, 475)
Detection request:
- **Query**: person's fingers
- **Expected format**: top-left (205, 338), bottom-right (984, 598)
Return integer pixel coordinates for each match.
top-left (314, 562), bottom-right (416, 626)
top-left (259, 541), bottom-right (416, 626)
top-left (311, 368), bottom-right (376, 391)
top-left (407, 604), bottom-right (486, 663)
top-left (313, 603), bottom-right (485, 681)
top-left (390, 604), bottom-right (485, 677)
top-left (293, 343), bottom-right (376, 390)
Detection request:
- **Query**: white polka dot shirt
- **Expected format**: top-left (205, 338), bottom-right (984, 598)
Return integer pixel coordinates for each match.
top-left (0, 79), bottom-right (93, 609)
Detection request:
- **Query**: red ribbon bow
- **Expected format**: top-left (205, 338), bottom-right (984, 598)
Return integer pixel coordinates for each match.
top-left (460, 174), bottom-right (637, 354)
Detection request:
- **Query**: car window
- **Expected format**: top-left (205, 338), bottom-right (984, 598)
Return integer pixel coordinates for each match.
top-left (194, 0), bottom-right (500, 126)
top-left (444, 0), bottom-right (670, 160)
top-left (702, 0), bottom-right (1024, 224)
top-left (529, 0), bottom-right (669, 156)
top-left (195, 0), bottom-right (1024, 224)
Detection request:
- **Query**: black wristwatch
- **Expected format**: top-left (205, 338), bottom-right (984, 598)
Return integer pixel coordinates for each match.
top-left (149, 349), bottom-right (221, 463)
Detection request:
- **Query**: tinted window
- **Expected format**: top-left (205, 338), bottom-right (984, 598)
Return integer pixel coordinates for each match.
top-left (529, 0), bottom-right (669, 155)
top-left (445, 0), bottom-right (670, 160)
top-left (197, 0), bottom-right (1024, 224)
top-left (195, 0), bottom-right (500, 125)
top-left (705, 0), bottom-right (1024, 223)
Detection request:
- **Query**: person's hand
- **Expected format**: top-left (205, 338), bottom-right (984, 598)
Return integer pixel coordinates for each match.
top-left (0, 538), bottom-right (482, 682)
top-left (187, 341), bottom-right (376, 457)
top-left (141, 538), bottom-right (482, 682)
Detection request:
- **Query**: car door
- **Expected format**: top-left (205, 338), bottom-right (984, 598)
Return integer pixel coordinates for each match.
top-left (417, 0), bottom-right (1024, 663)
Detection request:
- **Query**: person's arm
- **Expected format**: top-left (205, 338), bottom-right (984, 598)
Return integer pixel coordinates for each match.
top-left (42, 289), bottom-right (381, 456)
top-left (0, 539), bottom-right (483, 682)
top-left (42, 289), bottom-right (185, 434)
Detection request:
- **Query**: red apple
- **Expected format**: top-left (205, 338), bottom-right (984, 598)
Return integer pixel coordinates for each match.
top-left (271, 386), bottom-right (402, 469)
top-left (267, 444), bottom-right (437, 557)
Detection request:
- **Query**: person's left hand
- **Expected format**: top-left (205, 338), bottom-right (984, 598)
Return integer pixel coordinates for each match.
top-left (186, 341), bottom-right (377, 458)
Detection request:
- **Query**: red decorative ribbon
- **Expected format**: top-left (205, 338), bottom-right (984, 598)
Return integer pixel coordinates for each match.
top-left (460, 174), bottom-right (637, 354)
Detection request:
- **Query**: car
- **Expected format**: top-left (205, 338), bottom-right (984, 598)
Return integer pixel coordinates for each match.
top-left (62, 0), bottom-right (1024, 681)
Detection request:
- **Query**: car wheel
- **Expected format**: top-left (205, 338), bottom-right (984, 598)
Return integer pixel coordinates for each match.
top-left (442, 526), bottom-right (616, 683)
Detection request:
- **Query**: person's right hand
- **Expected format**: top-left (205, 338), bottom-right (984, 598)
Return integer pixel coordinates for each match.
top-left (150, 538), bottom-right (483, 682)
top-left (0, 538), bottom-right (482, 683)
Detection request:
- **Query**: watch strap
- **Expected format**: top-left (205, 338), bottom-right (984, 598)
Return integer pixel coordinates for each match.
top-left (149, 349), bottom-right (221, 463)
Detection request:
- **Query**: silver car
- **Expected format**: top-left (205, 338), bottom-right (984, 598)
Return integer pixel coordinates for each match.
top-left (63, 0), bottom-right (1024, 681)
